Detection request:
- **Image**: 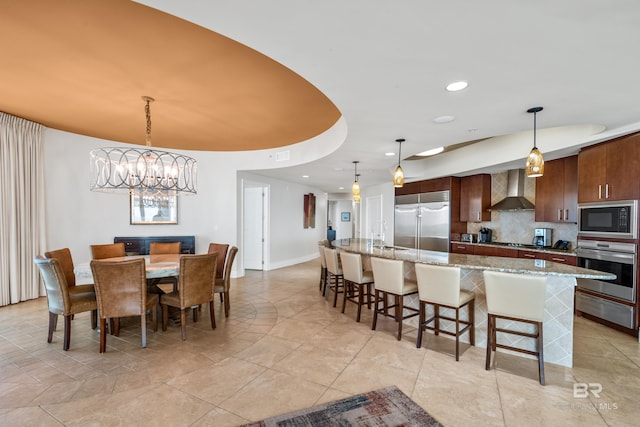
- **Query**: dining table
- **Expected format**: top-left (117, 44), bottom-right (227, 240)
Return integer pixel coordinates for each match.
top-left (74, 254), bottom-right (181, 285)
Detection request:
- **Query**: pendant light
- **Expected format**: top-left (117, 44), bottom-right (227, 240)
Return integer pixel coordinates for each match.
top-left (525, 107), bottom-right (544, 178)
top-left (90, 96), bottom-right (197, 195)
top-left (393, 138), bottom-right (405, 187)
top-left (352, 161), bottom-right (361, 203)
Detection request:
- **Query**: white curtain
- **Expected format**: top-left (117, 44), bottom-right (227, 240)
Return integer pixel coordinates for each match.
top-left (0, 112), bottom-right (46, 306)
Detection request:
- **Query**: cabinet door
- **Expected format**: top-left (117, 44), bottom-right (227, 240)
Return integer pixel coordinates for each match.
top-left (474, 246), bottom-right (516, 258)
top-left (460, 174), bottom-right (491, 222)
top-left (545, 253), bottom-right (577, 266)
top-left (605, 134), bottom-right (640, 201)
top-left (450, 243), bottom-right (475, 254)
top-left (578, 144), bottom-right (607, 203)
top-left (518, 250), bottom-right (543, 260)
top-left (563, 156), bottom-right (578, 222)
top-left (535, 158), bottom-right (564, 222)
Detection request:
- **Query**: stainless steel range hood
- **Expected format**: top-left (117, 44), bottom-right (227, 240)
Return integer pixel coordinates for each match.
top-left (490, 169), bottom-right (535, 211)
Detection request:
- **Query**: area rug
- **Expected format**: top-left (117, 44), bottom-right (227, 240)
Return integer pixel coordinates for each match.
top-left (239, 385), bottom-right (442, 427)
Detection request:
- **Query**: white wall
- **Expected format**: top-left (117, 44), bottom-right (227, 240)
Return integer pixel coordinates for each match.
top-left (360, 181), bottom-right (395, 245)
top-left (238, 172), bottom-right (327, 270)
top-left (43, 118), bottom-right (345, 275)
top-left (330, 199), bottom-right (352, 240)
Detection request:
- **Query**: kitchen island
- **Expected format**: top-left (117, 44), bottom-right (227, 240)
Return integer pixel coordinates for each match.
top-left (334, 238), bottom-right (614, 367)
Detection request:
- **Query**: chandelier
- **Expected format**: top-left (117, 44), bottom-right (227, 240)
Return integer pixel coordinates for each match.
top-left (90, 96), bottom-right (197, 195)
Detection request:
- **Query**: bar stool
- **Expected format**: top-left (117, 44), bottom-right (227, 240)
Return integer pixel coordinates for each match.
top-left (483, 270), bottom-right (548, 385)
top-left (323, 247), bottom-right (344, 307)
top-left (414, 263), bottom-right (475, 361)
top-left (339, 251), bottom-right (374, 322)
top-left (370, 257), bottom-right (419, 340)
top-left (318, 243), bottom-right (329, 295)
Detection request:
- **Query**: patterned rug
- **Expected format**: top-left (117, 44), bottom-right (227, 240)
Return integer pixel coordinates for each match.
top-left (239, 386), bottom-right (442, 427)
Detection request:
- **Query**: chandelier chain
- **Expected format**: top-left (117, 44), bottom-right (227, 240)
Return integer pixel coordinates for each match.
top-left (145, 98), bottom-right (152, 147)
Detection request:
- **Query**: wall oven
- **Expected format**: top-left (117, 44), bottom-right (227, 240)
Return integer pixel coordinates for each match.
top-left (575, 239), bottom-right (636, 329)
top-left (578, 200), bottom-right (637, 239)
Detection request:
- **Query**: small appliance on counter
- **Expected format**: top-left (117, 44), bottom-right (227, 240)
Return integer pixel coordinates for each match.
top-left (478, 228), bottom-right (492, 243)
top-left (461, 233), bottom-right (477, 243)
top-left (533, 228), bottom-right (552, 248)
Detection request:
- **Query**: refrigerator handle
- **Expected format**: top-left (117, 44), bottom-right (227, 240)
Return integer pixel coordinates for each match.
top-left (415, 213), bottom-right (420, 249)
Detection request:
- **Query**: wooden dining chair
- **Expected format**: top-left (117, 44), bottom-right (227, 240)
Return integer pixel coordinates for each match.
top-left (160, 253), bottom-right (218, 340)
top-left (214, 246), bottom-right (238, 317)
top-left (34, 256), bottom-right (97, 351)
top-left (149, 242), bottom-right (182, 254)
top-left (207, 243), bottom-right (229, 279)
top-left (90, 258), bottom-right (159, 352)
top-left (44, 247), bottom-right (95, 294)
top-left (90, 242), bottom-right (125, 259)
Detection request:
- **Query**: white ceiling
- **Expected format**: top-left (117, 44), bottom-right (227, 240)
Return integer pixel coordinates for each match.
top-left (111, 1), bottom-right (640, 192)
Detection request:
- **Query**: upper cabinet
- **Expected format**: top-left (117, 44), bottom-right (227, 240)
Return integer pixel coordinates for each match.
top-left (535, 156), bottom-right (578, 223)
top-left (578, 132), bottom-right (640, 203)
top-left (460, 174), bottom-right (491, 222)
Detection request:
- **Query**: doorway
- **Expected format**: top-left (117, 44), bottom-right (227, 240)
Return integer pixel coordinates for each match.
top-left (243, 182), bottom-right (269, 270)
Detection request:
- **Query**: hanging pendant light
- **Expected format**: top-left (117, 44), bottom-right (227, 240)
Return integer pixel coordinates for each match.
top-left (351, 161), bottom-right (361, 203)
top-left (393, 138), bottom-right (405, 187)
top-left (525, 106), bottom-right (544, 178)
top-left (90, 96), bottom-right (197, 195)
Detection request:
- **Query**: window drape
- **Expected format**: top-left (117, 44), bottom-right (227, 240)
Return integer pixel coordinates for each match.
top-left (0, 112), bottom-right (46, 306)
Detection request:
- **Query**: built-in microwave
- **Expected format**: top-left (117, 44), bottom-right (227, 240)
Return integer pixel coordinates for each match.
top-left (578, 200), bottom-right (637, 239)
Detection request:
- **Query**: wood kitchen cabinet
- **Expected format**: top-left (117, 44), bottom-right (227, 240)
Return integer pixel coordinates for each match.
top-left (517, 249), bottom-right (577, 266)
top-left (460, 174), bottom-right (491, 222)
top-left (474, 245), bottom-right (515, 258)
top-left (450, 243), bottom-right (475, 254)
top-left (535, 156), bottom-right (578, 223)
top-left (578, 132), bottom-right (640, 202)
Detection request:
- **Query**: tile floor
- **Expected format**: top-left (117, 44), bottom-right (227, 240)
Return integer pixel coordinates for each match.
top-left (1, 260), bottom-right (639, 426)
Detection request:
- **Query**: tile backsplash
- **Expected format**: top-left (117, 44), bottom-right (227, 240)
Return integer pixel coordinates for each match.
top-left (466, 172), bottom-right (578, 248)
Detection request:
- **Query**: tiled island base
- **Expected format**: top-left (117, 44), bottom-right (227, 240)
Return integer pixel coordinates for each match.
top-left (360, 257), bottom-right (576, 367)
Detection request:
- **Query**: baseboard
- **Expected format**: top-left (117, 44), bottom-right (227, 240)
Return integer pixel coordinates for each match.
top-left (267, 253), bottom-right (318, 271)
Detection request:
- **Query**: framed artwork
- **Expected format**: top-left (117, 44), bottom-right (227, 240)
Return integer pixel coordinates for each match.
top-left (130, 192), bottom-right (178, 225)
top-left (303, 193), bottom-right (316, 228)
top-left (341, 212), bottom-right (351, 222)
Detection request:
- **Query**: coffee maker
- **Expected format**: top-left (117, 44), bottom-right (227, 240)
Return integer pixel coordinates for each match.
top-left (533, 228), bottom-right (552, 248)
top-left (479, 227), bottom-right (492, 243)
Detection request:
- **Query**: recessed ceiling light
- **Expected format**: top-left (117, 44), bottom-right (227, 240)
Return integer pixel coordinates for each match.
top-left (338, 186), bottom-right (344, 190)
top-left (433, 115), bottom-right (455, 124)
top-left (416, 147), bottom-right (445, 157)
top-left (302, 175), bottom-right (309, 178)
top-left (385, 152), bottom-right (396, 156)
top-left (446, 81), bottom-right (468, 92)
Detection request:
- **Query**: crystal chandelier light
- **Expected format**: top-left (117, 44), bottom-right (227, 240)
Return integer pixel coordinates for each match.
top-left (90, 96), bottom-right (197, 195)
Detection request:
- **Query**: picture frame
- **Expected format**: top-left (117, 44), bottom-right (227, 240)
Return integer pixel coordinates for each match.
top-left (341, 212), bottom-right (351, 222)
top-left (130, 192), bottom-right (178, 225)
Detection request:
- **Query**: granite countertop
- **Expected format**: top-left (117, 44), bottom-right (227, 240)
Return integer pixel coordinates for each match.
top-left (334, 239), bottom-right (614, 279)
top-left (452, 241), bottom-right (577, 256)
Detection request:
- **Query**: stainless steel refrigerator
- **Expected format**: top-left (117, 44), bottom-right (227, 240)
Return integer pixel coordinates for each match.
top-left (394, 190), bottom-right (450, 252)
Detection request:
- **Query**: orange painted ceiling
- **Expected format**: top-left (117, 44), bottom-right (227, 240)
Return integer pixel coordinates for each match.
top-left (0, 0), bottom-right (340, 152)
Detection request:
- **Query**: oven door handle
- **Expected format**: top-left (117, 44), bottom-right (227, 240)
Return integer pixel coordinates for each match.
top-left (576, 248), bottom-right (636, 264)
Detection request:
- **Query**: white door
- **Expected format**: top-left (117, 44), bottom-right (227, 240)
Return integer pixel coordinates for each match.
top-left (366, 195), bottom-right (384, 242)
top-left (244, 186), bottom-right (264, 270)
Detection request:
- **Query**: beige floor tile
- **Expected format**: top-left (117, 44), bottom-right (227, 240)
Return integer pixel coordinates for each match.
top-left (2, 260), bottom-right (640, 425)
top-left (218, 369), bottom-right (327, 421)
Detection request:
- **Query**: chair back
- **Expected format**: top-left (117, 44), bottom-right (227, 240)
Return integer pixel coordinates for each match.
top-left (483, 271), bottom-right (547, 322)
top-left (415, 263), bottom-right (461, 306)
top-left (91, 243), bottom-right (125, 259)
top-left (317, 244), bottom-right (327, 268)
top-left (178, 253), bottom-right (217, 307)
top-left (34, 256), bottom-right (70, 315)
top-left (370, 257), bottom-right (405, 294)
top-left (44, 248), bottom-right (76, 287)
top-left (340, 252), bottom-right (364, 283)
top-left (91, 258), bottom-right (146, 318)
top-left (323, 247), bottom-right (341, 275)
top-left (149, 242), bottom-right (181, 254)
top-left (208, 243), bottom-right (229, 279)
